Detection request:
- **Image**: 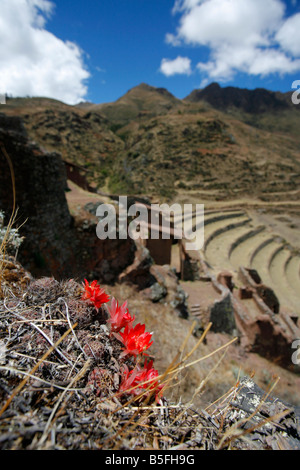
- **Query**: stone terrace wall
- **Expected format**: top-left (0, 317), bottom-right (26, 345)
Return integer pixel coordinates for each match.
top-left (0, 113), bottom-right (78, 278)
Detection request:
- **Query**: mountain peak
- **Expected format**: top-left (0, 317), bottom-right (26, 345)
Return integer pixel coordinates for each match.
top-left (93, 82), bottom-right (181, 125)
top-left (126, 83), bottom-right (176, 100)
top-left (184, 82), bottom-right (289, 114)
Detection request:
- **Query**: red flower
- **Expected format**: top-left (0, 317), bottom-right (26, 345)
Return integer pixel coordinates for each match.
top-left (117, 323), bottom-right (153, 357)
top-left (106, 297), bottom-right (135, 333)
top-left (82, 279), bottom-right (110, 309)
top-left (119, 359), bottom-right (163, 401)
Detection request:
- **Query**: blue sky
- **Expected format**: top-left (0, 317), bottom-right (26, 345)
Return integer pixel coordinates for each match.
top-left (47, 1), bottom-right (182, 102)
top-left (1, 0), bottom-right (300, 104)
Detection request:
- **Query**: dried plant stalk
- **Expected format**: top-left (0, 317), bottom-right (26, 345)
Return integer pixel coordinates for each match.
top-left (0, 322), bottom-right (77, 417)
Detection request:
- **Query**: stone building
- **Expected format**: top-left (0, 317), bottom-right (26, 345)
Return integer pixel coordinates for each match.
top-left (133, 202), bottom-right (183, 266)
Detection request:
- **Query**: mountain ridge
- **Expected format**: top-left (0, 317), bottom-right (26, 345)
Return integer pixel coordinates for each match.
top-left (74, 81), bottom-right (299, 135)
top-left (5, 81), bottom-right (296, 121)
top-left (77, 81), bottom-right (295, 109)
top-left (2, 81), bottom-right (300, 201)
top-left (184, 82), bottom-right (295, 113)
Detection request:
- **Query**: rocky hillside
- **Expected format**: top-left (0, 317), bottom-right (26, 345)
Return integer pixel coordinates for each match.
top-left (2, 82), bottom-right (300, 201)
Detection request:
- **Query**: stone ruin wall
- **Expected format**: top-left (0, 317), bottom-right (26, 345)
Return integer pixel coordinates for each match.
top-left (0, 113), bottom-right (136, 282)
top-left (0, 113), bottom-right (76, 278)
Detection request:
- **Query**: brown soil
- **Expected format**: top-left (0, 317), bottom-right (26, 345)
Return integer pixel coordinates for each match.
top-left (65, 180), bottom-right (111, 213)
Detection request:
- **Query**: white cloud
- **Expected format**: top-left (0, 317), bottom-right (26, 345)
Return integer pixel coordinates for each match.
top-left (160, 56), bottom-right (192, 76)
top-left (276, 13), bottom-right (300, 56)
top-left (166, 0), bottom-right (300, 85)
top-left (0, 0), bottom-right (90, 104)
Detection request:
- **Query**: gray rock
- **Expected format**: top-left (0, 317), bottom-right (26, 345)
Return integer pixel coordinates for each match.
top-left (209, 292), bottom-right (236, 334)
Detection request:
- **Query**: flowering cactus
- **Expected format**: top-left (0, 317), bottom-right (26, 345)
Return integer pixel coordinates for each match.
top-left (82, 279), bottom-right (110, 310)
top-left (117, 323), bottom-right (153, 358)
top-left (119, 359), bottom-right (163, 401)
top-left (82, 280), bottom-right (162, 401)
top-left (106, 297), bottom-right (135, 333)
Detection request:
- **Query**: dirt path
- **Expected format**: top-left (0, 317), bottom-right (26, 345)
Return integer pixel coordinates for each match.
top-left (65, 180), bottom-right (111, 212)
